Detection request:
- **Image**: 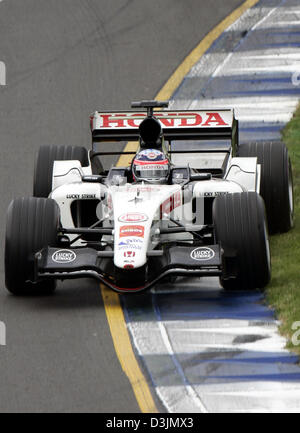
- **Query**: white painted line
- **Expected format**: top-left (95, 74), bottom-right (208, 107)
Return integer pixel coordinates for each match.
top-left (240, 53), bottom-right (300, 60)
top-left (153, 300), bottom-right (208, 413)
top-left (0, 61), bottom-right (6, 85)
top-left (177, 341), bottom-right (288, 352)
top-left (237, 114), bottom-right (293, 123)
top-left (172, 326), bottom-right (277, 335)
top-left (204, 389), bottom-right (300, 397)
top-left (268, 20), bottom-right (300, 25)
top-left (282, 10), bottom-right (300, 14)
top-left (248, 5), bottom-right (277, 31)
top-left (0, 321), bottom-right (5, 346)
top-left (212, 52), bottom-right (234, 78)
top-left (155, 386), bottom-right (203, 414)
top-left (227, 65), bottom-right (300, 73)
top-left (189, 97), bottom-right (299, 110)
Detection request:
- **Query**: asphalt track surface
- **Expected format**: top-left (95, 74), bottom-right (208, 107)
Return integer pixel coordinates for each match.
top-left (0, 0), bottom-right (243, 413)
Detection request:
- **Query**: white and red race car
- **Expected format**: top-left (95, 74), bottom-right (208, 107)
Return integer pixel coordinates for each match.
top-left (5, 101), bottom-right (293, 294)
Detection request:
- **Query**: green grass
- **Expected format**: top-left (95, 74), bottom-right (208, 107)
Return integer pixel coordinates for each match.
top-left (266, 104), bottom-right (300, 355)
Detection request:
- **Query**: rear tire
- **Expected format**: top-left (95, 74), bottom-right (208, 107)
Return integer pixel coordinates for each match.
top-left (5, 197), bottom-right (60, 295)
top-left (33, 145), bottom-right (90, 197)
top-left (213, 192), bottom-right (271, 291)
top-left (237, 141), bottom-right (293, 234)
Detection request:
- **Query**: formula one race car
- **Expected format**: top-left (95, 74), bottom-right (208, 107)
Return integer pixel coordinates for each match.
top-left (5, 100), bottom-right (294, 294)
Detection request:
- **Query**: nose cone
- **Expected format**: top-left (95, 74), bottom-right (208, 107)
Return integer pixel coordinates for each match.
top-left (114, 223), bottom-right (148, 269)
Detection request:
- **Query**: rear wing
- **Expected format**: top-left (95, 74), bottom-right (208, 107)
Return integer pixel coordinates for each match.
top-left (90, 109), bottom-right (239, 153)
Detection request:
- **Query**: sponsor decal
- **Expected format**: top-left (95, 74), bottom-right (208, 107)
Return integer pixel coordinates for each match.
top-left (81, 194), bottom-right (96, 199)
top-left (66, 194), bottom-right (80, 199)
top-left (124, 251), bottom-right (136, 258)
top-left (66, 194), bottom-right (96, 199)
top-left (52, 249), bottom-right (76, 263)
top-left (118, 239), bottom-right (143, 250)
top-left (190, 247), bottom-right (215, 261)
top-left (119, 225), bottom-right (144, 238)
top-left (134, 149), bottom-right (167, 164)
top-left (203, 192), bottom-right (229, 197)
top-left (125, 185), bottom-right (161, 193)
top-left (161, 191), bottom-right (181, 215)
top-left (119, 239), bottom-right (143, 245)
top-left (134, 159), bottom-right (168, 166)
top-left (136, 149), bottom-right (162, 160)
top-left (148, 151), bottom-right (158, 159)
top-left (95, 111), bottom-right (229, 129)
top-left (107, 193), bottom-right (113, 210)
top-left (118, 212), bottom-right (148, 223)
top-left (134, 164), bottom-right (166, 171)
top-left (123, 250), bottom-right (136, 264)
top-left (118, 246), bottom-right (141, 251)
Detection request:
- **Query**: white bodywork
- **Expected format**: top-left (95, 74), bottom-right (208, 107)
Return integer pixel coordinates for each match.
top-left (50, 152), bottom-right (260, 270)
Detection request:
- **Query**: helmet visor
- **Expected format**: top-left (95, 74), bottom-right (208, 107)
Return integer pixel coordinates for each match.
top-left (134, 163), bottom-right (169, 180)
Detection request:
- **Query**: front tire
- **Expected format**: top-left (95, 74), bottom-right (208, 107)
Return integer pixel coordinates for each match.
top-left (5, 197), bottom-right (60, 295)
top-left (213, 192), bottom-right (271, 291)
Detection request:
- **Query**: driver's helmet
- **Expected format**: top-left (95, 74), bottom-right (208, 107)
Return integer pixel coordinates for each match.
top-left (132, 149), bottom-right (170, 183)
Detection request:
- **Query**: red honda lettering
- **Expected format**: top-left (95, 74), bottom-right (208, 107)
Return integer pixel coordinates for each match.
top-left (127, 113), bottom-right (145, 127)
top-left (101, 114), bottom-right (126, 128)
top-left (178, 113), bottom-right (202, 127)
top-left (90, 115), bottom-right (94, 131)
top-left (202, 112), bottom-right (228, 126)
top-left (159, 113), bottom-right (175, 127)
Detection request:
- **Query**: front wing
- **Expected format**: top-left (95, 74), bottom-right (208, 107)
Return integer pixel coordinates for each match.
top-left (35, 245), bottom-right (222, 293)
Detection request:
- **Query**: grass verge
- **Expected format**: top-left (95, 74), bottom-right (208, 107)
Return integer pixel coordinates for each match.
top-left (266, 103), bottom-right (300, 355)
